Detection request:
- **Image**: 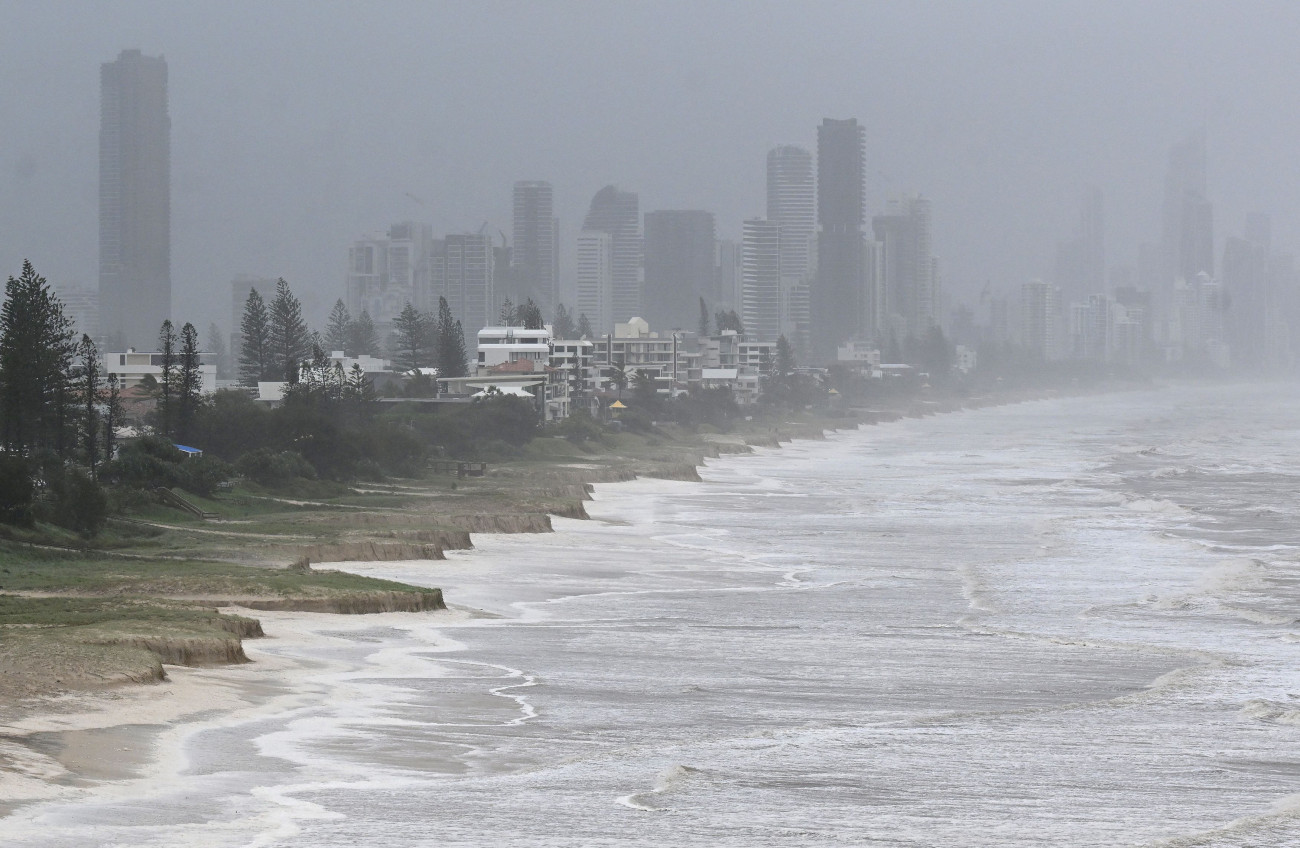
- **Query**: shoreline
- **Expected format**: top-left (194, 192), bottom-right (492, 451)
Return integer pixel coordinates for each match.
top-left (0, 381), bottom-right (1153, 821)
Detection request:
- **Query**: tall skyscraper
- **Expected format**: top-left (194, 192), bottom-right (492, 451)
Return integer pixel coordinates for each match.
top-left (431, 233), bottom-right (495, 352)
top-left (814, 118), bottom-right (866, 359)
top-left (1021, 279), bottom-right (1059, 360)
top-left (1056, 186), bottom-right (1106, 308)
top-left (742, 218), bottom-right (782, 343)
top-left (99, 49), bottom-right (170, 349)
top-left (767, 146), bottom-right (815, 281)
top-left (767, 146), bottom-right (815, 358)
top-left (512, 181), bottom-right (558, 316)
top-left (582, 186), bottom-right (642, 324)
top-left (714, 239), bottom-right (743, 313)
top-left (1162, 130), bottom-right (1213, 285)
top-left (1224, 214), bottom-right (1277, 369)
top-left (643, 210), bottom-right (716, 332)
top-left (575, 231), bottom-right (614, 334)
top-left (873, 195), bottom-right (937, 342)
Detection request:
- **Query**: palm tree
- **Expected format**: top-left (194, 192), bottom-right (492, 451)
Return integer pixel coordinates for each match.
top-left (607, 356), bottom-right (629, 400)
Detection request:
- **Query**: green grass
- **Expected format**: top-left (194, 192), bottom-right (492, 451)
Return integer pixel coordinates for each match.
top-left (0, 595), bottom-right (256, 629)
top-left (0, 543), bottom-right (435, 599)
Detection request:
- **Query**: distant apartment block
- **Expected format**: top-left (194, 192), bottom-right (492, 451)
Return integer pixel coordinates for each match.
top-left (575, 230), bottom-right (614, 335)
top-left (1021, 279), bottom-right (1059, 360)
top-left (346, 222), bottom-right (436, 333)
top-left (741, 218), bottom-right (782, 343)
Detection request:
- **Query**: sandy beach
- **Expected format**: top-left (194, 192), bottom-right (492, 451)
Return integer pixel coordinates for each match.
top-left (0, 602), bottom-right (472, 820)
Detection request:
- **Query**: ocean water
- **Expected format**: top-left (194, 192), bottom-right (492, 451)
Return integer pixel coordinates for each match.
top-left (8, 382), bottom-right (1300, 846)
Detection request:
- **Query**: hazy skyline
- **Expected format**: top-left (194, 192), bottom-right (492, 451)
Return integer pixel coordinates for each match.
top-left (2, 0), bottom-right (1298, 330)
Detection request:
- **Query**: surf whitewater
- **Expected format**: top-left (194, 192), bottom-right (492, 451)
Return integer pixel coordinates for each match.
top-left (7, 382), bottom-right (1300, 847)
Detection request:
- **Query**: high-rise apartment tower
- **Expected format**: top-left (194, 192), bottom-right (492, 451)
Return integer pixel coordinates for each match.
top-left (643, 210), bottom-right (716, 332)
top-left (99, 49), bottom-right (170, 348)
top-left (814, 118), bottom-right (866, 358)
top-left (582, 186), bottom-right (642, 325)
top-left (512, 181), bottom-right (558, 316)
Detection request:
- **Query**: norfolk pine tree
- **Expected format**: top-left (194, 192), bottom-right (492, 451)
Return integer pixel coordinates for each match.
top-left (77, 334), bottom-right (102, 478)
top-left (268, 278), bottom-right (310, 382)
top-left (157, 319), bottom-right (177, 436)
top-left (518, 299), bottom-right (544, 330)
top-left (552, 303), bottom-right (576, 340)
top-left (103, 373), bottom-right (122, 463)
top-left (392, 302), bottom-right (433, 370)
top-left (239, 289), bottom-right (272, 386)
top-left (0, 262), bottom-right (77, 454)
top-left (348, 309), bottom-right (380, 358)
top-left (326, 299), bottom-right (352, 354)
top-left (177, 322), bottom-right (202, 441)
top-left (434, 297), bottom-right (468, 377)
top-left (206, 322), bottom-right (228, 378)
top-left (498, 298), bottom-right (516, 327)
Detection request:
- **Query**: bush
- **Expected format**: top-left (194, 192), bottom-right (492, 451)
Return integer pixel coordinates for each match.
top-left (50, 470), bottom-right (109, 535)
top-left (0, 453), bottom-right (34, 527)
top-left (179, 455), bottom-right (234, 496)
top-left (103, 435), bottom-right (185, 490)
top-left (235, 449), bottom-right (317, 486)
top-left (554, 409), bottom-right (603, 443)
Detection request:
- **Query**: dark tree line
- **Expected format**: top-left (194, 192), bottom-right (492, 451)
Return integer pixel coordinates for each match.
top-left (241, 283), bottom-right (468, 382)
top-left (386, 297), bottom-right (468, 376)
top-left (0, 262), bottom-right (109, 531)
top-left (238, 278), bottom-right (312, 385)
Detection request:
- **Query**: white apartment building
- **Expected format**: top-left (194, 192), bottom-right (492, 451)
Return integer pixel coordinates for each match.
top-left (105, 350), bottom-right (218, 394)
top-left (595, 317), bottom-right (700, 397)
top-left (476, 325), bottom-right (551, 370)
top-left (346, 222), bottom-right (436, 330)
top-left (550, 338), bottom-right (599, 407)
top-left (576, 231), bottom-right (613, 336)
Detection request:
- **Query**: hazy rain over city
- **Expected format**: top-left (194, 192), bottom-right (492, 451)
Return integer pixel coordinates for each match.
top-left (2, 0), bottom-right (1299, 331)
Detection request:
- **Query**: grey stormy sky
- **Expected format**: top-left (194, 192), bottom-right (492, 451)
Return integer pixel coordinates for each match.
top-left (2, 0), bottom-right (1299, 330)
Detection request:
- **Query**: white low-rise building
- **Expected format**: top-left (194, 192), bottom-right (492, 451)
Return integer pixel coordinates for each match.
top-left (104, 349), bottom-right (218, 394)
top-left (836, 341), bottom-right (881, 371)
top-left (477, 326), bottom-right (551, 370)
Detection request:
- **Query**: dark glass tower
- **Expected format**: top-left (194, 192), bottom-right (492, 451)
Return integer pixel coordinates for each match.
top-left (643, 210), bottom-right (716, 332)
top-left (99, 49), bottom-right (171, 349)
top-left (512, 181), bottom-right (558, 316)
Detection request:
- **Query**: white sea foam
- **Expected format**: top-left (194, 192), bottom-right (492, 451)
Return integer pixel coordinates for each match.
top-left (11, 383), bottom-right (1300, 847)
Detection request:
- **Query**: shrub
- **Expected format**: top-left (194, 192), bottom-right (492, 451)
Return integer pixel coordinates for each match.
top-left (235, 449), bottom-right (317, 486)
top-left (179, 455), bottom-right (234, 496)
top-left (103, 435), bottom-right (185, 490)
top-left (0, 453), bottom-right (34, 527)
top-left (555, 409), bottom-right (603, 443)
top-left (50, 470), bottom-right (109, 535)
